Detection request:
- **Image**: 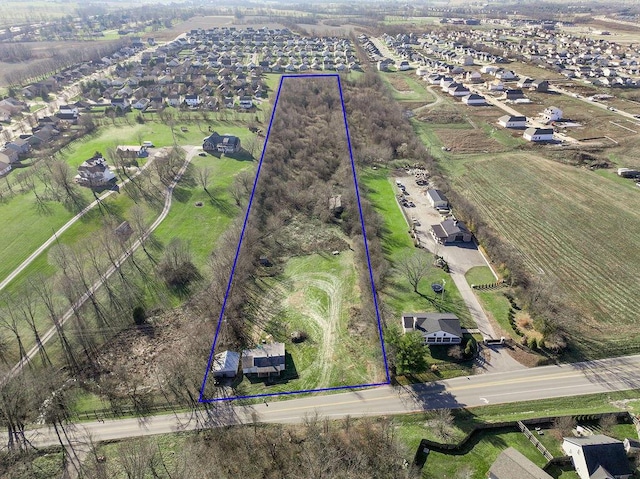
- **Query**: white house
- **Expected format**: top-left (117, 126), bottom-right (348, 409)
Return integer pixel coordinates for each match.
top-left (462, 93), bottom-right (486, 105)
top-left (449, 84), bottom-right (470, 97)
top-left (402, 313), bottom-right (463, 345)
top-left (239, 95), bottom-right (253, 109)
top-left (542, 106), bottom-right (563, 122)
top-left (498, 115), bottom-right (527, 128)
top-left (562, 435), bottom-right (632, 479)
top-left (426, 189), bottom-right (449, 209)
top-left (211, 350), bottom-right (240, 378)
top-left (184, 94), bottom-right (201, 107)
top-left (75, 155), bottom-right (117, 187)
top-left (480, 65), bottom-right (498, 74)
top-left (495, 69), bottom-right (517, 80)
top-left (465, 71), bottom-right (482, 83)
top-left (485, 79), bottom-right (504, 91)
top-left (397, 60), bottom-right (411, 71)
top-left (523, 127), bottom-right (554, 142)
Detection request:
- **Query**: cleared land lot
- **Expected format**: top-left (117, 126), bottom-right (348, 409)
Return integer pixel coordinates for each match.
top-left (448, 152), bottom-right (640, 357)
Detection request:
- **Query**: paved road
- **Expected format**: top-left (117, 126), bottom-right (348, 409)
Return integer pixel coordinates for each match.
top-left (3, 147), bottom-right (198, 383)
top-left (13, 354), bottom-right (640, 449)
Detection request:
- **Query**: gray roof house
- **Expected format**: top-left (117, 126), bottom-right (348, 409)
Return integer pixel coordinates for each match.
top-left (488, 447), bottom-right (553, 479)
top-left (211, 350), bottom-right (240, 378)
top-left (242, 342), bottom-right (286, 377)
top-left (431, 218), bottom-right (472, 244)
top-left (402, 313), bottom-right (462, 344)
top-left (562, 435), bottom-right (632, 479)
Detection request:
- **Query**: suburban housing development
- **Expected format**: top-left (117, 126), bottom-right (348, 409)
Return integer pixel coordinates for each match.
top-left (0, 0), bottom-right (639, 477)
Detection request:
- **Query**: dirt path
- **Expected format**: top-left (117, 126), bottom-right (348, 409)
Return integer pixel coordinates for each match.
top-left (285, 265), bottom-right (346, 388)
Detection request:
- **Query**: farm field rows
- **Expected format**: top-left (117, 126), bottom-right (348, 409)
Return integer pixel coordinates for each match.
top-left (450, 152), bottom-right (640, 357)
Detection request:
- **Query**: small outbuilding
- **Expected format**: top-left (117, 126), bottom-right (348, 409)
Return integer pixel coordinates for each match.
top-left (488, 447), bottom-right (553, 479)
top-left (426, 189), bottom-right (449, 209)
top-left (211, 350), bottom-right (240, 378)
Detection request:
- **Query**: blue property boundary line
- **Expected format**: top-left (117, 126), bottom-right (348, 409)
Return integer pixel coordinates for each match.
top-left (199, 73), bottom-right (390, 403)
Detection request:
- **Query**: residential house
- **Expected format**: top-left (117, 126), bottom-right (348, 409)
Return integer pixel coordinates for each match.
top-left (239, 95), bottom-right (253, 109)
top-left (488, 447), bottom-right (553, 479)
top-left (116, 145), bottom-right (148, 160)
top-left (397, 60), bottom-right (411, 71)
top-left (523, 127), bottom-right (554, 142)
top-left (623, 438), bottom-right (640, 456)
top-left (132, 98), bottom-right (150, 110)
top-left (0, 149), bottom-right (19, 164)
top-left (485, 79), bottom-right (504, 91)
top-left (184, 94), bottom-right (201, 107)
top-left (498, 115), bottom-right (527, 128)
top-left (426, 189), bottom-right (449, 209)
top-left (431, 218), bottom-right (473, 244)
top-left (167, 94), bottom-right (182, 107)
top-left (75, 155), bottom-right (117, 187)
top-left (462, 93), bottom-right (486, 105)
top-left (542, 106), bottom-right (563, 122)
top-left (503, 89), bottom-right (526, 101)
top-left (0, 160), bottom-right (10, 177)
top-left (531, 79), bottom-right (550, 91)
top-left (211, 350), bottom-right (240, 378)
top-left (517, 77), bottom-right (534, 89)
top-left (449, 84), bottom-right (470, 97)
top-left (241, 342), bottom-right (286, 377)
top-left (110, 97), bottom-right (130, 110)
top-left (203, 133), bottom-right (241, 153)
top-left (466, 71), bottom-right (483, 83)
top-left (495, 69), bottom-right (517, 80)
top-left (4, 139), bottom-right (30, 158)
top-left (562, 435), bottom-right (632, 479)
top-left (401, 313), bottom-right (463, 345)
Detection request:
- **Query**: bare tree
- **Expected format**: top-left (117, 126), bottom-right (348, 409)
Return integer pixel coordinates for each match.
top-left (396, 251), bottom-right (431, 293)
top-left (196, 164), bottom-right (212, 195)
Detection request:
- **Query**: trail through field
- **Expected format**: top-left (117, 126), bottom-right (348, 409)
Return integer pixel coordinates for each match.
top-left (285, 264), bottom-right (346, 388)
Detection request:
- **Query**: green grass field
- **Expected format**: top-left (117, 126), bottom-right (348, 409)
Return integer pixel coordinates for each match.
top-left (227, 245), bottom-right (386, 398)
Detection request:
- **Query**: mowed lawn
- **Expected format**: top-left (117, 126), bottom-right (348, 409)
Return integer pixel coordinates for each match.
top-left (451, 152), bottom-right (640, 356)
top-left (359, 168), bottom-right (472, 327)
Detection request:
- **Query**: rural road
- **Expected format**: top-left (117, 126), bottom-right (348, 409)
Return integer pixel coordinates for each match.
top-left (4, 146), bottom-right (198, 382)
top-left (0, 149), bottom-right (165, 292)
top-left (12, 353), bottom-right (640, 449)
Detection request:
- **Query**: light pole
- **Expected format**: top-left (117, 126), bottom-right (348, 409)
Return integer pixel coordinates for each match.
top-left (441, 278), bottom-right (446, 308)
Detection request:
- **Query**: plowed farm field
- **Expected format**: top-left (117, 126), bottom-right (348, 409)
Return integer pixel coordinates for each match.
top-left (451, 152), bottom-right (640, 357)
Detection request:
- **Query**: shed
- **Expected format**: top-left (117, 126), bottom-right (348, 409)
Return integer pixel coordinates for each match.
top-left (488, 447), bottom-right (553, 479)
top-left (426, 189), bottom-right (449, 209)
top-left (211, 350), bottom-right (240, 378)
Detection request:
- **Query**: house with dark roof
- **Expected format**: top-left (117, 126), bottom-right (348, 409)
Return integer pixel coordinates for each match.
top-left (74, 155), bottom-right (117, 187)
top-left (203, 132), bottom-right (241, 153)
top-left (242, 342), bottom-right (286, 377)
top-left (503, 89), bottom-right (526, 101)
top-left (498, 115), bottom-right (527, 128)
top-left (488, 447), bottom-right (553, 479)
top-left (523, 127), bottom-right (554, 142)
top-left (431, 218), bottom-right (472, 244)
top-left (562, 435), bottom-right (632, 479)
top-left (401, 312), bottom-right (462, 345)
